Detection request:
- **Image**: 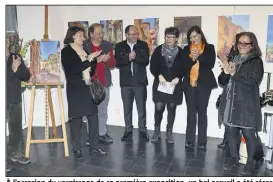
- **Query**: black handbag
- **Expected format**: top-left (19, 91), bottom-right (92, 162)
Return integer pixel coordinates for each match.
top-left (254, 131), bottom-right (264, 161)
top-left (89, 75), bottom-right (106, 105)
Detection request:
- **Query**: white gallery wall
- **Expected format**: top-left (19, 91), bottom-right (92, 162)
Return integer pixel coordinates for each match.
top-left (16, 5), bottom-right (273, 142)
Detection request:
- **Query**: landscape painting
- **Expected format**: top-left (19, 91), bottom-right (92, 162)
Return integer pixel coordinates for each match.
top-left (100, 20), bottom-right (123, 48)
top-left (266, 15), bottom-right (273, 63)
top-left (29, 40), bottom-right (61, 83)
top-left (68, 21), bottom-right (89, 39)
top-left (134, 18), bottom-right (159, 55)
top-left (174, 16), bottom-right (202, 48)
top-left (217, 15), bottom-right (249, 59)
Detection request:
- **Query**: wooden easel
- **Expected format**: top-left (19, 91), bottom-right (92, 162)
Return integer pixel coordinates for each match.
top-left (25, 5), bottom-right (69, 158)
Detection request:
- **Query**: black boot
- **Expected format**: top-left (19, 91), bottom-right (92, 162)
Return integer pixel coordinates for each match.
top-left (224, 157), bottom-right (239, 170)
top-left (73, 150), bottom-right (83, 159)
top-left (241, 160), bottom-right (254, 176)
top-left (218, 129), bottom-right (228, 149)
top-left (151, 126), bottom-right (161, 142)
top-left (166, 125), bottom-right (174, 144)
top-left (217, 138), bottom-right (227, 149)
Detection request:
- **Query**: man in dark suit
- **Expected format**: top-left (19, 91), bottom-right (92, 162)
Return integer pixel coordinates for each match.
top-left (114, 25), bottom-right (150, 141)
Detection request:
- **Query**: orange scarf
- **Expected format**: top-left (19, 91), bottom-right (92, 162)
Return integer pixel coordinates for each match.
top-left (189, 43), bottom-right (205, 87)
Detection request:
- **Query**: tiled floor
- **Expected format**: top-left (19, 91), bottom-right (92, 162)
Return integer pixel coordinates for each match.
top-left (6, 124), bottom-right (273, 177)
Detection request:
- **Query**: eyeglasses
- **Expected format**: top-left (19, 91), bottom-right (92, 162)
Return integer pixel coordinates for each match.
top-left (128, 33), bottom-right (138, 36)
top-left (238, 42), bottom-right (252, 47)
top-left (165, 35), bottom-right (176, 39)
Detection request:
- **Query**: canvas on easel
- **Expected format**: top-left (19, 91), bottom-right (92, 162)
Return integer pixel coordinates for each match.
top-left (29, 40), bottom-right (61, 83)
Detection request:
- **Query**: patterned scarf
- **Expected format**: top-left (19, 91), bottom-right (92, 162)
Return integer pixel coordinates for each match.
top-left (70, 43), bottom-right (90, 85)
top-left (161, 44), bottom-right (178, 68)
top-left (225, 51), bottom-right (258, 102)
top-left (189, 43), bottom-right (205, 87)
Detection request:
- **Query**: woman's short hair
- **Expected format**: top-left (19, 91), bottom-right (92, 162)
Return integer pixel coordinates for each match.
top-left (164, 27), bottom-right (180, 38)
top-left (235, 32), bottom-right (262, 57)
top-left (64, 26), bottom-right (84, 44)
top-left (187, 25), bottom-right (207, 45)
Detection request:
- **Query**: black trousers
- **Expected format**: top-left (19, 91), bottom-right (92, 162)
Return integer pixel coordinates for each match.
top-left (121, 86), bottom-right (147, 132)
top-left (154, 102), bottom-right (177, 128)
top-left (6, 103), bottom-right (25, 159)
top-left (227, 126), bottom-right (256, 163)
top-left (184, 85), bottom-right (211, 144)
top-left (70, 114), bottom-right (99, 151)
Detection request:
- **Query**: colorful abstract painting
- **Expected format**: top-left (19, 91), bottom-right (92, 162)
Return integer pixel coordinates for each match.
top-left (266, 15), bottom-right (273, 63)
top-left (174, 16), bottom-right (202, 48)
top-left (134, 18), bottom-right (159, 55)
top-left (68, 21), bottom-right (89, 39)
top-left (100, 20), bottom-right (123, 48)
top-left (217, 15), bottom-right (249, 59)
top-left (29, 40), bottom-right (61, 83)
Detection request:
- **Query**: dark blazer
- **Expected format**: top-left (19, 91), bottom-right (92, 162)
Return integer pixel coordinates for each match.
top-left (6, 53), bottom-right (30, 104)
top-left (114, 40), bottom-right (149, 87)
top-left (218, 56), bottom-right (264, 130)
top-left (61, 44), bottom-right (97, 118)
top-left (182, 43), bottom-right (218, 90)
top-left (150, 45), bottom-right (194, 105)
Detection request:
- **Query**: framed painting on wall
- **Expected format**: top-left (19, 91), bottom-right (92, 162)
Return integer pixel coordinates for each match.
top-left (100, 20), bottom-right (123, 49)
top-left (217, 15), bottom-right (249, 59)
top-left (68, 21), bottom-right (89, 39)
top-left (134, 18), bottom-right (159, 55)
top-left (266, 15), bottom-right (273, 63)
top-left (174, 16), bottom-right (202, 48)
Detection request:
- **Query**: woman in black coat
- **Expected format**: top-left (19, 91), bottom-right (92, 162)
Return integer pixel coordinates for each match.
top-left (218, 32), bottom-right (264, 176)
top-left (182, 26), bottom-right (217, 149)
top-left (150, 27), bottom-right (194, 143)
top-left (61, 26), bottom-right (105, 158)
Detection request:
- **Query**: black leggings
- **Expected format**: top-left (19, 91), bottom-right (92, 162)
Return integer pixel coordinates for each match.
top-left (227, 126), bottom-right (257, 163)
top-left (154, 102), bottom-right (177, 128)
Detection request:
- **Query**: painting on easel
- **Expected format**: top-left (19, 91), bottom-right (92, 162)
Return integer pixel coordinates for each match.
top-left (68, 21), bottom-right (89, 39)
top-left (29, 40), bottom-right (61, 83)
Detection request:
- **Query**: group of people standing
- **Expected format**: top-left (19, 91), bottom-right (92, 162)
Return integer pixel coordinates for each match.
top-left (61, 23), bottom-right (218, 157)
top-left (6, 21), bottom-right (264, 176)
top-left (61, 23), bottom-right (264, 175)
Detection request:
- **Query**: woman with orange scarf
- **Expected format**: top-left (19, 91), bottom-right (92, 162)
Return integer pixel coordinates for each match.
top-left (181, 26), bottom-right (217, 149)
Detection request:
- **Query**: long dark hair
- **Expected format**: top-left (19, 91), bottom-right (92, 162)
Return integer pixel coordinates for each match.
top-left (234, 32), bottom-right (262, 57)
top-left (187, 25), bottom-right (207, 45)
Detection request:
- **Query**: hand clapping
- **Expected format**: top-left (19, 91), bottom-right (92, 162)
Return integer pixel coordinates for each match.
top-left (12, 55), bottom-right (21, 73)
top-left (191, 48), bottom-right (199, 61)
top-left (129, 51), bottom-right (136, 61)
top-left (97, 52), bottom-right (110, 63)
top-left (226, 62), bottom-right (236, 76)
top-left (88, 50), bottom-right (102, 62)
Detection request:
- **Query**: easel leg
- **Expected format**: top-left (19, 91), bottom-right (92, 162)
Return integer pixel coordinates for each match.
top-left (48, 87), bottom-right (57, 138)
top-left (57, 85), bottom-right (69, 156)
top-left (25, 86), bottom-right (36, 158)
